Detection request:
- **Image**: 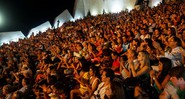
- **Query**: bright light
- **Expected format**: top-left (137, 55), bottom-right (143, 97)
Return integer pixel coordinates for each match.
top-left (126, 6), bottom-right (133, 12)
top-left (91, 9), bottom-right (98, 16)
top-left (74, 15), bottom-right (82, 20)
top-left (151, 0), bottom-right (162, 7)
top-left (110, 0), bottom-right (123, 13)
top-left (70, 19), bottom-right (75, 22)
top-left (74, 10), bottom-right (84, 20)
top-left (110, 6), bottom-right (122, 13)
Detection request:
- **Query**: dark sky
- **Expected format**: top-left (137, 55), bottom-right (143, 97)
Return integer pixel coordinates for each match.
top-left (0, 0), bottom-right (75, 36)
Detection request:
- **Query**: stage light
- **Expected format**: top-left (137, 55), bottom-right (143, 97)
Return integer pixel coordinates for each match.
top-left (91, 9), bottom-right (98, 16)
top-left (151, 0), bottom-right (162, 7)
top-left (110, 0), bottom-right (123, 13)
top-left (74, 11), bottom-right (83, 20)
top-left (127, 6), bottom-right (133, 12)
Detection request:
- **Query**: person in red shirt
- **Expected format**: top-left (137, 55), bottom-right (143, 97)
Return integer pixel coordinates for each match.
top-left (111, 52), bottom-right (120, 75)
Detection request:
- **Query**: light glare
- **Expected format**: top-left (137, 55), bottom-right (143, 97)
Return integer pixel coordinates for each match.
top-left (110, 0), bottom-right (123, 13)
top-left (151, 0), bottom-right (162, 7)
top-left (91, 9), bottom-right (98, 16)
top-left (127, 6), bottom-right (133, 12)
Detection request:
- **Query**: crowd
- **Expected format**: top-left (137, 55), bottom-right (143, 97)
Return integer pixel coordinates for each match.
top-left (0, 0), bottom-right (185, 99)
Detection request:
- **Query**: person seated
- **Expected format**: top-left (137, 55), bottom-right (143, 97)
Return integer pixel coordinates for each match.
top-left (70, 65), bottom-right (90, 99)
top-left (150, 57), bottom-right (172, 95)
top-left (129, 51), bottom-right (151, 98)
top-left (91, 68), bottom-right (115, 99)
top-left (120, 49), bottom-right (138, 79)
top-left (80, 66), bottom-right (100, 99)
top-left (2, 84), bottom-right (13, 99)
top-left (111, 52), bottom-right (121, 75)
top-left (19, 78), bottom-right (31, 97)
top-left (154, 36), bottom-right (183, 67)
top-left (159, 66), bottom-right (185, 99)
top-left (12, 91), bottom-right (23, 99)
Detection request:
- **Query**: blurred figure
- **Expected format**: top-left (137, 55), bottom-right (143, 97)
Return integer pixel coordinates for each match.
top-left (160, 66), bottom-right (185, 99)
top-left (91, 68), bottom-right (115, 99)
top-left (12, 91), bottom-right (23, 99)
top-left (2, 84), bottom-right (13, 99)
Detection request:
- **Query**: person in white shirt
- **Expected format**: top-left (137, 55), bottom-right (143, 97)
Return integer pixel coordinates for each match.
top-left (91, 68), bottom-right (115, 99)
top-left (140, 28), bottom-right (151, 41)
top-left (164, 36), bottom-right (183, 67)
top-left (154, 36), bottom-right (183, 67)
top-left (120, 49), bottom-right (138, 79)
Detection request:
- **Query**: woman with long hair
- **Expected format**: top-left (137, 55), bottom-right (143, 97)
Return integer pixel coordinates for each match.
top-left (150, 57), bottom-right (172, 94)
top-left (81, 66), bottom-right (100, 98)
top-left (129, 51), bottom-right (151, 98)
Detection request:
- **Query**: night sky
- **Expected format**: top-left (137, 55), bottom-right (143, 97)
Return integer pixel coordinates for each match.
top-left (0, 0), bottom-right (75, 36)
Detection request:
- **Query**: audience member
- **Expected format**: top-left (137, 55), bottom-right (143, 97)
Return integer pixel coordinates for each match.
top-left (0, 1), bottom-right (184, 98)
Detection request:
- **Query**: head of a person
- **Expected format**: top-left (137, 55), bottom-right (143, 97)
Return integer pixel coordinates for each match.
top-left (89, 65), bottom-right (100, 77)
top-left (73, 56), bottom-right (79, 63)
top-left (32, 85), bottom-right (42, 97)
top-left (76, 42), bottom-right (83, 51)
top-left (22, 78), bottom-right (30, 86)
top-left (101, 60), bottom-right (112, 70)
top-left (167, 27), bottom-right (176, 36)
top-left (12, 91), bottom-right (23, 99)
top-left (158, 57), bottom-right (172, 73)
top-left (120, 55), bottom-right (128, 64)
top-left (101, 68), bottom-right (115, 82)
top-left (38, 79), bottom-right (47, 89)
top-left (146, 44), bottom-right (155, 54)
top-left (137, 51), bottom-right (150, 66)
top-left (140, 28), bottom-right (147, 35)
top-left (154, 28), bottom-right (161, 36)
top-left (127, 49), bottom-right (137, 59)
top-left (111, 52), bottom-right (119, 60)
top-left (132, 39), bottom-right (140, 47)
top-left (168, 36), bottom-right (181, 48)
top-left (61, 49), bottom-right (68, 55)
top-left (169, 66), bottom-right (185, 90)
top-left (158, 57), bottom-right (172, 82)
top-left (122, 35), bottom-right (128, 43)
top-left (88, 43), bottom-right (97, 52)
top-left (133, 30), bottom-right (139, 36)
top-left (2, 84), bottom-right (12, 95)
top-left (23, 70), bottom-right (33, 79)
top-left (144, 39), bottom-right (153, 46)
top-left (102, 48), bottom-right (111, 57)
